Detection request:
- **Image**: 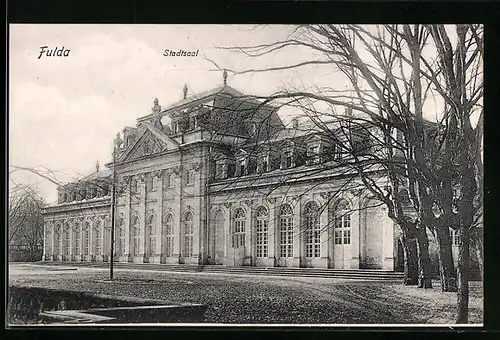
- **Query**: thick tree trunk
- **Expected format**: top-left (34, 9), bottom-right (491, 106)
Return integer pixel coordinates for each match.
top-left (400, 236), bottom-right (418, 285)
top-left (457, 226), bottom-right (471, 323)
top-left (435, 225), bottom-right (458, 292)
top-left (415, 227), bottom-right (433, 288)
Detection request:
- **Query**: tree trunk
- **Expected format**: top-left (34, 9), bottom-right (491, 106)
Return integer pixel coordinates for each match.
top-left (457, 226), bottom-right (471, 323)
top-left (472, 228), bottom-right (484, 281)
top-left (435, 225), bottom-right (458, 292)
top-left (400, 236), bottom-right (418, 285)
top-left (415, 227), bottom-right (433, 288)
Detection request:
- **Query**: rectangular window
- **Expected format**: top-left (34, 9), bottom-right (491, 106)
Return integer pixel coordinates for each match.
top-left (283, 151), bottom-right (293, 169)
top-left (334, 230), bottom-right (342, 244)
top-left (185, 170), bottom-right (195, 186)
top-left (239, 160), bottom-right (246, 176)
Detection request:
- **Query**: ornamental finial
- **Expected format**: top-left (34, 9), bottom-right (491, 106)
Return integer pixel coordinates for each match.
top-left (95, 160), bottom-right (100, 173)
top-left (183, 84), bottom-right (188, 99)
top-left (114, 132), bottom-right (123, 149)
top-left (152, 98), bottom-right (161, 114)
top-left (223, 69), bottom-right (228, 85)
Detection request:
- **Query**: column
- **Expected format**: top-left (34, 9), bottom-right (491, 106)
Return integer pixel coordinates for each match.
top-left (58, 223), bottom-right (63, 261)
top-left (267, 198), bottom-right (276, 267)
top-left (350, 195), bottom-right (361, 269)
top-left (42, 223), bottom-right (47, 261)
top-left (88, 220), bottom-right (93, 261)
top-left (223, 203), bottom-right (231, 266)
top-left (319, 206), bottom-right (329, 268)
top-left (383, 214), bottom-right (395, 270)
top-left (292, 199), bottom-right (301, 267)
top-left (156, 171), bottom-right (164, 263)
top-left (123, 179), bottom-right (131, 261)
top-left (174, 170), bottom-right (182, 261)
top-left (68, 222), bottom-right (73, 261)
top-left (138, 174), bottom-right (146, 263)
top-left (244, 202), bottom-right (252, 266)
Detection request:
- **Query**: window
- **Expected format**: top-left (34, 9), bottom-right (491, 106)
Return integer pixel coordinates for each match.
top-left (117, 218), bottom-right (125, 256)
top-left (333, 144), bottom-right (343, 161)
top-left (83, 222), bottom-right (91, 255)
top-left (151, 176), bottom-right (158, 191)
top-left (64, 224), bottom-right (71, 256)
top-left (164, 214), bottom-right (174, 257)
top-left (238, 159), bottom-right (246, 176)
top-left (258, 154), bottom-right (269, 173)
top-left (279, 205), bottom-right (294, 258)
top-left (307, 145), bottom-right (321, 165)
top-left (131, 216), bottom-right (140, 256)
top-left (186, 170), bottom-right (195, 186)
top-left (255, 207), bottom-right (269, 258)
top-left (183, 212), bottom-right (194, 257)
top-left (450, 228), bottom-right (460, 246)
top-left (334, 200), bottom-right (351, 245)
top-left (131, 179), bottom-right (138, 194)
top-left (233, 208), bottom-right (246, 247)
top-left (147, 215), bottom-right (156, 256)
top-left (94, 221), bottom-right (102, 256)
top-left (282, 150), bottom-right (294, 169)
top-left (215, 161), bottom-right (225, 179)
top-left (63, 193), bottom-right (68, 202)
top-left (164, 173), bottom-right (171, 189)
top-left (74, 223), bottom-right (81, 255)
top-left (304, 202), bottom-right (321, 258)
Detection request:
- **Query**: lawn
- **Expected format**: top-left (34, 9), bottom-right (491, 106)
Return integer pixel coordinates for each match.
top-left (8, 263), bottom-right (483, 325)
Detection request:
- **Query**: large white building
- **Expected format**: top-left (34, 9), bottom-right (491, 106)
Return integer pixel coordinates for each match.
top-left (42, 76), bottom-right (460, 271)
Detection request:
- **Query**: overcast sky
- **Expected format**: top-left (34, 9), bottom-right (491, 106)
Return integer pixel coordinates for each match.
top-left (10, 24), bottom-right (349, 203)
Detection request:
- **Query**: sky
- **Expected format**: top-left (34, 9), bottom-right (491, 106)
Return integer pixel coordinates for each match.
top-left (9, 24), bottom-right (347, 203)
top-left (9, 24), bottom-right (479, 204)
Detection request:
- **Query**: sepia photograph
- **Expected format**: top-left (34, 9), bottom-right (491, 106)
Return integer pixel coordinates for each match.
top-left (8, 24), bottom-right (483, 326)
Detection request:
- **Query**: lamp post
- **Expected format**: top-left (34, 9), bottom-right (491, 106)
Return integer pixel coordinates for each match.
top-left (110, 133), bottom-right (122, 280)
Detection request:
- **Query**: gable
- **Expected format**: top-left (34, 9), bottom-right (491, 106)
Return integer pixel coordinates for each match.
top-left (120, 129), bottom-right (171, 162)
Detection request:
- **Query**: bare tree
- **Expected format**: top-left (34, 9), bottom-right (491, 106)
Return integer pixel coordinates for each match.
top-left (213, 24), bottom-right (483, 323)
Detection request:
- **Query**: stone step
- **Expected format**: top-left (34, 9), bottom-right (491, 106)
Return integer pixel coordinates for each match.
top-left (38, 261), bottom-right (404, 280)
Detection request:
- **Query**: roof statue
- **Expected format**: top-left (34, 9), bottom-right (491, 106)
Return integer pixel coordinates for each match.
top-left (113, 132), bottom-right (123, 149)
top-left (223, 69), bottom-right (228, 85)
top-left (95, 160), bottom-right (100, 173)
top-left (151, 98), bottom-right (163, 128)
top-left (183, 84), bottom-right (188, 99)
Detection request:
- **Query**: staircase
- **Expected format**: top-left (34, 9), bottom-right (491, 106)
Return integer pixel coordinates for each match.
top-left (37, 261), bottom-right (404, 281)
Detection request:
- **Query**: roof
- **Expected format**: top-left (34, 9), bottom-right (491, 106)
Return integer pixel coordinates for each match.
top-left (137, 85), bottom-right (277, 123)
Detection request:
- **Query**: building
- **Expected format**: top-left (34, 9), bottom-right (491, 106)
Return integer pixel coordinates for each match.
top-left (41, 74), bottom-right (462, 271)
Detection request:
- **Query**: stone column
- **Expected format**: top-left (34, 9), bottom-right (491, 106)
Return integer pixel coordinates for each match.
top-left (138, 174), bottom-right (146, 263)
top-left (350, 194), bottom-right (361, 269)
top-left (292, 199), bottom-right (301, 268)
top-left (58, 223), bottom-right (63, 261)
top-left (156, 171), bottom-right (164, 263)
top-left (267, 198), bottom-right (276, 267)
top-left (42, 223), bottom-right (47, 260)
top-left (223, 203), bottom-right (231, 266)
top-left (68, 222), bottom-right (73, 261)
top-left (173, 169), bottom-right (182, 261)
top-left (383, 213), bottom-right (395, 270)
top-left (88, 220), bottom-right (93, 261)
top-left (244, 200), bottom-right (253, 266)
top-left (123, 177), bottom-right (131, 261)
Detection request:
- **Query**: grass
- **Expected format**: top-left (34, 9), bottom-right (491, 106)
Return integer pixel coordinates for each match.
top-left (8, 264), bottom-right (483, 325)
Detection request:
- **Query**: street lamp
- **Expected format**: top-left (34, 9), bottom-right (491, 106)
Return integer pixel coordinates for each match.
top-left (110, 132), bottom-right (123, 280)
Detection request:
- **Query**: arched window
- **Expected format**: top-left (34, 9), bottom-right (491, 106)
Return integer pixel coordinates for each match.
top-left (279, 205), bottom-right (294, 258)
top-left (83, 222), bottom-right (91, 255)
top-left (117, 217), bottom-right (125, 256)
top-left (54, 224), bottom-right (61, 255)
top-left (74, 222), bottom-right (81, 256)
top-left (255, 206), bottom-right (268, 258)
top-left (334, 200), bottom-right (351, 245)
top-left (183, 212), bottom-right (194, 257)
top-left (131, 216), bottom-right (140, 256)
top-left (94, 220), bottom-right (102, 256)
top-left (164, 214), bottom-right (174, 257)
top-left (64, 223), bottom-right (71, 256)
top-left (233, 208), bottom-right (246, 248)
top-left (63, 193), bottom-right (68, 203)
top-left (304, 201), bottom-right (321, 258)
top-left (147, 215), bottom-right (156, 256)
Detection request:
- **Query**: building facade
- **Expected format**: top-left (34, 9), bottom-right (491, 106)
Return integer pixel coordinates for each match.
top-left (42, 78), bottom-right (461, 270)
